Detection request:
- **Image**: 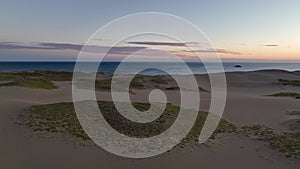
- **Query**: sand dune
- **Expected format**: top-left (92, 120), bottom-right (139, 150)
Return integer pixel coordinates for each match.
top-left (0, 70), bottom-right (299, 169)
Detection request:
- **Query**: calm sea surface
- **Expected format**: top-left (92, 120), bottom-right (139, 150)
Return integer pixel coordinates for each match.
top-left (0, 62), bottom-right (299, 75)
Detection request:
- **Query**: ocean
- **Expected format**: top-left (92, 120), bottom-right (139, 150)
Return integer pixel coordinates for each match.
top-left (0, 62), bottom-right (299, 75)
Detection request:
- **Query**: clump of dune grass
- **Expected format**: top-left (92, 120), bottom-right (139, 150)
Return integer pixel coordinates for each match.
top-left (0, 81), bottom-right (16, 87)
top-left (165, 86), bottom-right (179, 90)
top-left (95, 79), bottom-right (111, 91)
top-left (165, 86), bottom-right (209, 93)
top-left (0, 71), bottom-right (72, 90)
top-left (0, 78), bottom-right (57, 90)
top-left (16, 78), bottom-right (58, 90)
top-left (0, 73), bottom-right (14, 81)
top-left (106, 75), bottom-right (146, 90)
top-left (130, 76), bottom-right (146, 89)
top-left (75, 77), bottom-right (143, 94)
top-left (151, 76), bottom-right (169, 84)
top-left (198, 86), bottom-right (209, 92)
top-left (0, 71), bottom-right (74, 81)
top-left (286, 111), bottom-right (300, 132)
top-left (278, 79), bottom-right (300, 86)
top-left (240, 125), bottom-right (300, 158)
top-left (267, 92), bottom-right (300, 99)
top-left (287, 111), bottom-right (300, 116)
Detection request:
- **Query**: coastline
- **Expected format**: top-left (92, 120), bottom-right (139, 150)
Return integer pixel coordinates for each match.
top-left (0, 61), bottom-right (300, 75)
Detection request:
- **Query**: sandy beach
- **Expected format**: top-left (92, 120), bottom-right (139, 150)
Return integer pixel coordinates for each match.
top-left (0, 69), bottom-right (299, 169)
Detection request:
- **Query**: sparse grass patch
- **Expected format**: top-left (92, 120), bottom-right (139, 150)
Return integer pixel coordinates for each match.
top-left (35, 71), bottom-right (73, 81)
top-left (73, 79), bottom-right (112, 91)
top-left (19, 102), bottom-right (90, 140)
top-left (95, 79), bottom-right (111, 91)
top-left (0, 81), bottom-right (16, 87)
top-left (198, 86), bottom-right (209, 93)
top-left (286, 111), bottom-right (300, 132)
top-left (151, 76), bottom-right (169, 84)
top-left (241, 125), bottom-right (300, 158)
top-left (287, 111), bottom-right (300, 116)
top-left (16, 78), bottom-right (58, 90)
top-left (267, 92), bottom-right (300, 99)
top-left (278, 79), bottom-right (300, 86)
top-left (130, 76), bottom-right (146, 89)
top-left (0, 77), bottom-right (57, 90)
top-left (165, 86), bottom-right (209, 93)
top-left (0, 71), bottom-right (67, 90)
top-left (0, 73), bottom-right (14, 81)
top-left (165, 86), bottom-right (179, 90)
top-left (287, 120), bottom-right (300, 132)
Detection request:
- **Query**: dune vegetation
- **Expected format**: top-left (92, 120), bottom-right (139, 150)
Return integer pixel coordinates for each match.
top-left (277, 79), bottom-right (300, 86)
top-left (0, 71), bottom-right (72, 90)
top-left (0, 71), bottom-right (209, 92)
top-left (18, 101), bottom-right (229, 141)
top-left (287, 111), bottom-right (300, 116)
top-left (18, 101), bottom-right (300, 158)
top-left (0, 77), bottom-right (58, 90)
top-left (267, 92), bottom-right (300, 99)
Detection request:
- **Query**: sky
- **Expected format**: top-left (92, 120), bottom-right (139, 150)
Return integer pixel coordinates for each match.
top-left (0, 0), bottom-right (299, 62)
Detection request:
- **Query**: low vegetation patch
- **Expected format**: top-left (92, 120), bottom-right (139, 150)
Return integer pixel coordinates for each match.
top-left (0, 71), bottom-right (73, 81)
top-left (95, 79), bottom-right (112, 91)
top-left (0, 81), bottom-right (15, 87)
top-left (287, 111), bottom-right (300, 116)
top-left (165, 86), bottom-right (179, 90)
top-left (18, 101), bottom-right (235, 146)
top-left (267, 92), bottom-right (300, 99)
top-left (0, 71), bottom-right (72, 90)
top-left (0, 73), bottom-right (14, 81)
top-left (198, 86), bottom-right (209, 92)
top-left (130, 76), bottom-right (146, 89)
top-left (277, 79), bottom-right (300, 86)
top-left (18, 101), bottom-right (299, 157)
top-left (96, 75), bottom-right (146, 90)
top-left (1, 71), bottom-right (211, 92)
top-left (0, 78), bottom-right (57, 90)
top-left (241, 125), bottom-right (300, 158)
top-left (165, 86), bottom-right (209, 93)
top-left (151, 76), bottom-right (169, 84)
top-left (17, 78), bottom-right (58, 90)
top-left (286, 111), bottom-right (300, 132)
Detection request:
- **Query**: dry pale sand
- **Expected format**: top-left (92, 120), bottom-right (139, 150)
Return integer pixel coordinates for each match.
top-left (0, 70), bottom-right (299, 169)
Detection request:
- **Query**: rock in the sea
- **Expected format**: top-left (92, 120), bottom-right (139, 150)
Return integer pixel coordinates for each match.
top-left (233, 64), bottom-right (242, 68)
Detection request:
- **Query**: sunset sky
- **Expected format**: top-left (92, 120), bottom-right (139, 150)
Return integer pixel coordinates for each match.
top-left (0, 0), bottom-right (299, 62)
